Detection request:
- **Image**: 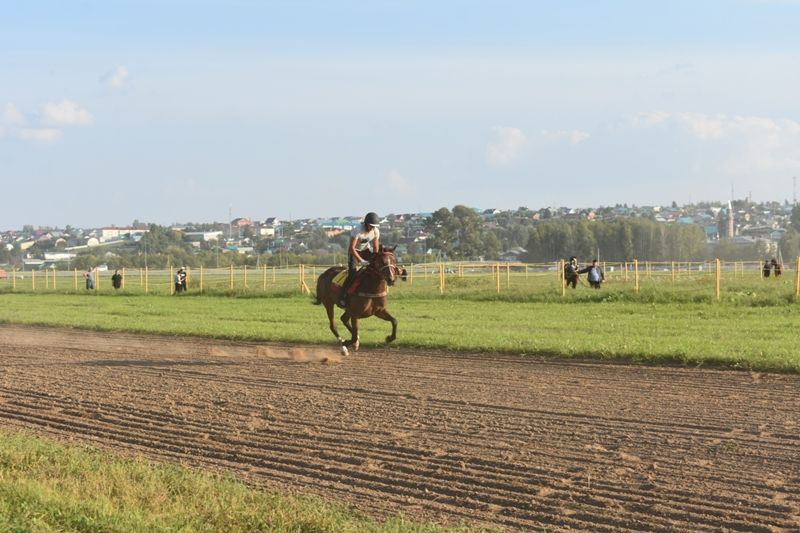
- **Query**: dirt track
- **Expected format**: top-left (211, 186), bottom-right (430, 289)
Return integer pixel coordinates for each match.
top-left (0, 324), bottom-right (798, 531)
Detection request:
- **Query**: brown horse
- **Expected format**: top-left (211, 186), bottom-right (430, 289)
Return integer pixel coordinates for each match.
top-left (314, 246), bottom-right (403, 355)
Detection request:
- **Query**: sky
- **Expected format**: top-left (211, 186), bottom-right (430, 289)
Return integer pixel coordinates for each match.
top-left (2, 0), bottom-right (800, 230)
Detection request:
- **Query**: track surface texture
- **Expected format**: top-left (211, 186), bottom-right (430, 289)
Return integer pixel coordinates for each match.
top-left (0, 325), bottom-right (798, 532)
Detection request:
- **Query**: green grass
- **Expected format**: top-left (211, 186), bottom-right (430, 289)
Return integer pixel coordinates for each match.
top-left (0, 429), bottom-right (472, 533)
top-left (0, 291), bottom-right (798, 372)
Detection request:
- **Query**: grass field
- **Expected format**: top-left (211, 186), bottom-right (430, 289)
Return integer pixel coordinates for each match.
top-left (0, 429), bottom-right (471, 532)
top-left (1, 290), bottom-right (798, 371)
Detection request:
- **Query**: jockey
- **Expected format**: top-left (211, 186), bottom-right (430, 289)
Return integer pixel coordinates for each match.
top-left (339, 212), bottom-right (381, 307)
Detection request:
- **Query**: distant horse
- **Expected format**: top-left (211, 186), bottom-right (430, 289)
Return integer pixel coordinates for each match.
top-left (313, 246), bottom-right (405, 355)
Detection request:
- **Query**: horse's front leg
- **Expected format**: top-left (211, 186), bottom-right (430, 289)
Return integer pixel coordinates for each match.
top-left (374, 308), bottom-right (397, 343)
top-left (346, 317), bottom-right (360, 351)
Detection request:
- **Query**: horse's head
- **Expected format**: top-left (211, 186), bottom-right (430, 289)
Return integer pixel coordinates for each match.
top-left (371, 245), bottom-right (400, 285)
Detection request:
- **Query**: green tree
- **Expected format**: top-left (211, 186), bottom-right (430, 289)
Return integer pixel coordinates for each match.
top-left (791, 205), bottom-right (800, 230)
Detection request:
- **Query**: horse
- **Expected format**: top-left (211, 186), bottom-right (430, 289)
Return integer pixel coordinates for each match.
top-left (313, 246), bottom-right (405, 355)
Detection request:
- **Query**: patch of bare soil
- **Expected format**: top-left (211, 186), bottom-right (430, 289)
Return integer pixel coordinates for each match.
top-left (0, 324), bottom-right (798, 532)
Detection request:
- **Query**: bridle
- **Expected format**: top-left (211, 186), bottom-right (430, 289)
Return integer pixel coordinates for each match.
top-left (366, 251), bottom-right (399, 285)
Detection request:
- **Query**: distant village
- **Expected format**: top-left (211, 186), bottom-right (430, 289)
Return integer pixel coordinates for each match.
top-left (1, 199), bottom-right (797, 271)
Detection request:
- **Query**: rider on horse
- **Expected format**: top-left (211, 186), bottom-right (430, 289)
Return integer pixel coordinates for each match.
top-left (339, 212), bottom-right (381, 307)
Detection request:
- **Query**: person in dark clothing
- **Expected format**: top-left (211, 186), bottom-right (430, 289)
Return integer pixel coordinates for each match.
top-left (771, 258), bottom-right (782, 277)
top-left (578, 259), bottom-right (605, 289)
top-left (564, 257), bottom-right (579, 289)
top-left (111, 269), bottom-right (122, 290)
top-left (763, 260), bottom-right (771, 278)
top-left (179, 267), bottom-right (188, 291)
top-left (174, 268), bottom-right (184, 294)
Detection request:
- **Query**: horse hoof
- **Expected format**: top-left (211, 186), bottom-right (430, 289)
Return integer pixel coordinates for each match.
top-left (353, 340), bottom-right (360, 352)
top-left (385, 335), bottom-right (395, 344)
top-left (340, 345), bottom-right (349, 356)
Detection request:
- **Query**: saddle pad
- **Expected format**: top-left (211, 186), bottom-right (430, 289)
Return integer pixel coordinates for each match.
top-left (332, 270), bottom-right (347, 286)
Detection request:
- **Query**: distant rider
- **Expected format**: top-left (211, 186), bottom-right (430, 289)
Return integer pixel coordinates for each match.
top-left (339, 212), bottom-right (381, 307)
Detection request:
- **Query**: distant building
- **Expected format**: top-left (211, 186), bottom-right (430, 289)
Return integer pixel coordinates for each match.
top-left (184, 231), bottom-right (224, 242)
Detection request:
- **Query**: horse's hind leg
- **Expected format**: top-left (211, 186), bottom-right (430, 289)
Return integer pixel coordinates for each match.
top-left (374, 309), bottom-right (397, 343)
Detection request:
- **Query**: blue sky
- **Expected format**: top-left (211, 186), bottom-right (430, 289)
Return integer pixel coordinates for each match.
top-left (2, 0), bottom-right (800, 229)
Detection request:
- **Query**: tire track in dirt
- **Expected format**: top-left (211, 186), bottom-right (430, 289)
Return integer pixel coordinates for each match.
top-left (0, 325), bottom-right (798, 532)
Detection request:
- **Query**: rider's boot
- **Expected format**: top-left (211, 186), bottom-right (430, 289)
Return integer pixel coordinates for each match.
top-left (339, 272), bottom-right (354, 308)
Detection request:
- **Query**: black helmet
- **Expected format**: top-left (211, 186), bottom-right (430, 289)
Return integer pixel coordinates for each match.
top-left (364, 212), bottom-right (379, 226)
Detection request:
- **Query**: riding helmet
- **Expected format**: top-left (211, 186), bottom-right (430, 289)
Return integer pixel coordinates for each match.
top-left (364, 212), bottom-right (380, 227)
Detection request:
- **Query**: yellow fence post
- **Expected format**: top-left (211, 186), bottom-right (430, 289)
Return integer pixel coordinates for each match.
top-left (45, 268), bottom-right (49, 290)
top-left (634, 259), bottom-right (639, 293)
top-left (560, 259), bottom-right (566, 297)
top-left (145, 266), bottom-right (149, 294)
top-left (121, 267), bottom-right (125, 289)
top-left (795, 256), bottom-right (800, 298)
top-left (438, 263), bottom-right (444, 295)
top-left (262, 265), bottom-right (267, 291)
top-left (244, 264), bottom-right (248, 288)
top-left (199, 266), bottom-right (204, 292)
top-left (170, 266), bottom-right (174, 295)
top-left (495, 263), bottom-right (500, 293)
top-left (273, 265), bottom-right (276, 283)
top-left (74, 268), bottom-right (77, 290)
top-left (53, 267), bottom-right (57, 290)
top-left (229, 264), bottom-right (234, 290)
top-left (716, 258), bottom-right (721, 301)
top-left (506, 263), bottom-right (510, 289)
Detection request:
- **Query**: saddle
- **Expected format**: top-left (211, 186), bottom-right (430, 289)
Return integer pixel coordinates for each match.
top-left (331, 269), bottom-right (364, 296)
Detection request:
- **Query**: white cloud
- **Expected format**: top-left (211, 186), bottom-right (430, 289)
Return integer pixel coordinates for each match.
top-left (387, 170), bottom-right (411, 194)
top-left (42, 100), bottom-right (93, 126)
top-left (634, 111), bottom-right (800, 175)
top-left (2, 103), bottom-right (25, 126)
top-left (104, 65), bottom-right (129, 88)
top-left (541, 129), bottom-right (590, 145)
top-left (19, 128), bottom-right (63, 143)
top-left (487, 126), bottom-right (528, 165)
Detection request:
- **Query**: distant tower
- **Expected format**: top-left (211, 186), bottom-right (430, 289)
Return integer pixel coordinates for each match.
top-left (727, 200), bottom-right (734, 238)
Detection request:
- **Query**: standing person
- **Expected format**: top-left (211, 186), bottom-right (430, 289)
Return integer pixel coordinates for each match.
top-left (339, 212), bottom-right (381, 307)
top-left (180, 267), bottom-right (188, 291)
top-left (111, 269), bottom-right (122, 290)
top-left (564, 257), bottom-right (579, 289)
top-left (771, 258), bottom-right (782, 277)
top-left (174, 268), bottom-right (183, 294)
top-left (84, 267), bottom-right (94, 290)
top-left (762, 260), bottom-right (771, 278)
top-left (579, 259), bottom-right (605, 289)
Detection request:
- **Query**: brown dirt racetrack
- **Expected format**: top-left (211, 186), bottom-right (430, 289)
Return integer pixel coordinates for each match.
top-left (0, 324), bottom-right (798, 532)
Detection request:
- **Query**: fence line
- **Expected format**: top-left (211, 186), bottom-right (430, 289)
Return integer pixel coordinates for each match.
top-left (2, 258), bottom-right (799, 300)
